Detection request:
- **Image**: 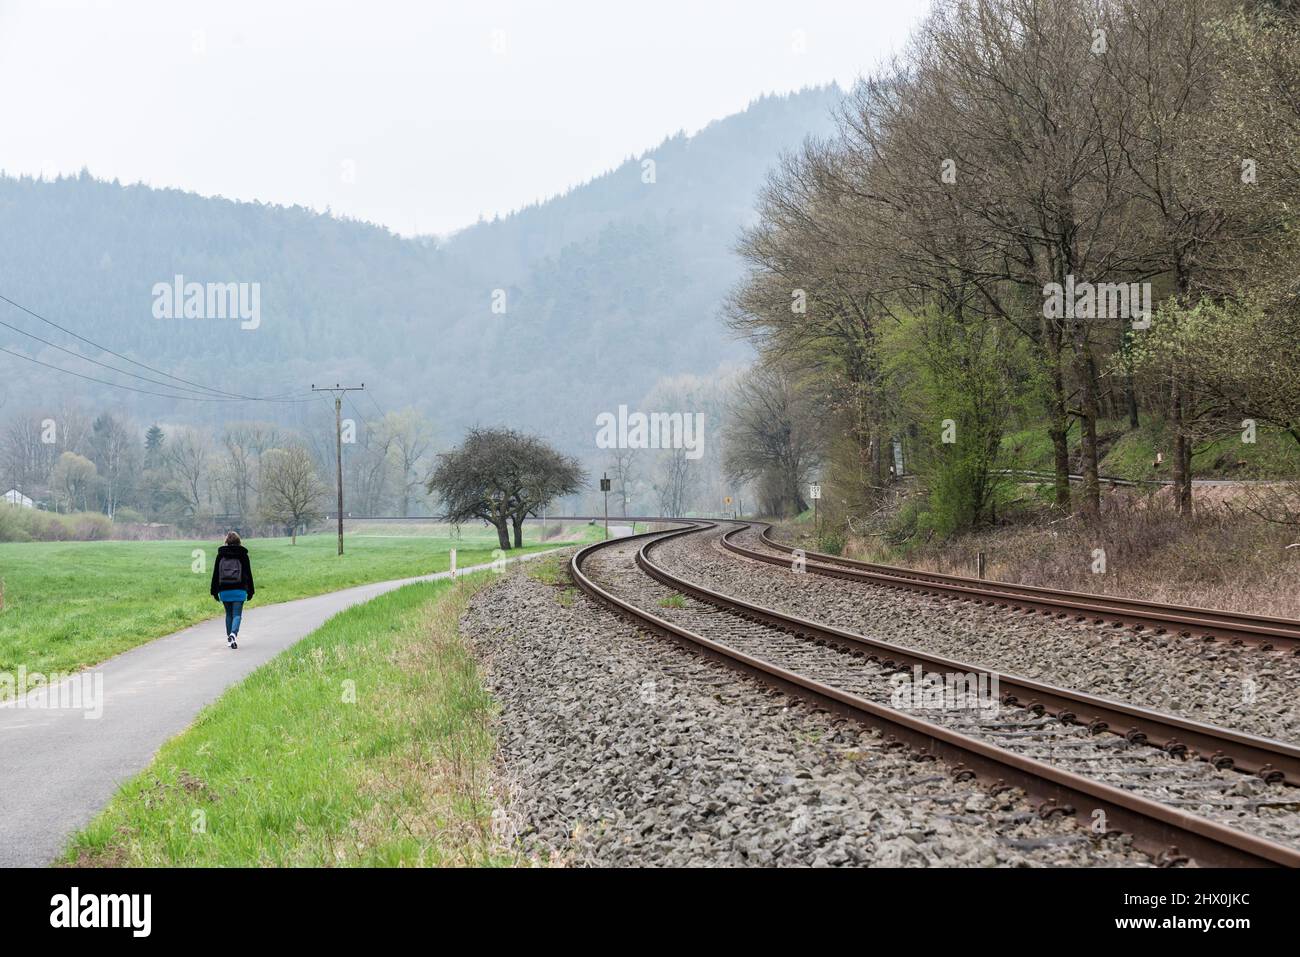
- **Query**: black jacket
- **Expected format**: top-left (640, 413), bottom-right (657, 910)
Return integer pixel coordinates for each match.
top-left (210, 543), bottom-right (255, 600)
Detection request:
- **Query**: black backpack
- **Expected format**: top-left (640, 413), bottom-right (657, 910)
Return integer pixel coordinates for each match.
top-left (217, 555), bottom-right (243, 588)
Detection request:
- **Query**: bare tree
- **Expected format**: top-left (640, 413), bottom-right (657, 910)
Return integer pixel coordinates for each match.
top-left (652, 447), bottom-right (696, 519)
top-left (607, 447), bottom-right (638, 516)
top-left (427, 427), bottom-right (585, 550)
top-left (166, 428), bottom-right (209, 521)
top-left (723, 362), bottom-right (821, 517)
top-left (348, 415), bottom-right (397, 516)
top-left (54, 401), bottom-right (92, 457)
top-left (89, 412), bottom-right (137, 518)
top-left (260, 445), bottom-right (327, 544)
top-left (50, 452), bottom-right (96, 513)
top-left (220, 422), bottom-right (282, 522)
top-left (1, 413), bottom-right (57, 501)
top-left (385, 408), bottom-right (434, 517)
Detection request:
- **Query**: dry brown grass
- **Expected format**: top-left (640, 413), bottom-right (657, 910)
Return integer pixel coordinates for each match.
top-left (847, 492), bottom-right (1300, 619)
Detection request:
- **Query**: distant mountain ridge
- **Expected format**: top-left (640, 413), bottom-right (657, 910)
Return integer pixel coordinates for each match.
top-left (0, 85), bottom-right (844, 457)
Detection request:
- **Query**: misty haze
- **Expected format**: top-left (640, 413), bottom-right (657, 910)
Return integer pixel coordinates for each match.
top-left (1, 0), bottom-right (1299, 919)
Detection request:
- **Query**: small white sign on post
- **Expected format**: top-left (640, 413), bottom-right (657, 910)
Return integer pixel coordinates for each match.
top-left (809, 484), bottom-right (822, 500)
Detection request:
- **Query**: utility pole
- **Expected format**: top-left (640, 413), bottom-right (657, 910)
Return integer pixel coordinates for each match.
top-left (311, 383), bottom-right (365, 556)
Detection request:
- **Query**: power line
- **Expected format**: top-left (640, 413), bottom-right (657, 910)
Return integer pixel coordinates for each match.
top-left (0, 345), bottom-right (250, 402)
top-left (0, 313), bottom-right (228, 400)
top-left (0, 291), bottom-right (316, 403)
top-left (346, 393), bottom-right (375, 436)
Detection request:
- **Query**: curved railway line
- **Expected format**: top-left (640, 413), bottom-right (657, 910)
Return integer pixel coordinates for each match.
top-left (732, 523), bottom-right (1300, 652)
top-left (569, 521), bottom-right (1300, 868)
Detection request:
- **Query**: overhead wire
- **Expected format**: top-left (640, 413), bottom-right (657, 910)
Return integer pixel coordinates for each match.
top-left (0, 291), bottom-right (319, 403)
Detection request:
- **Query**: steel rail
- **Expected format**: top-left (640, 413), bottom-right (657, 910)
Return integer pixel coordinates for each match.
top-left (569, 523), bottom-right (1300, 867)
top-left (684, 525), bottom-right (1300, 785)
top-left (735, 523), bottom-right (1300, 652)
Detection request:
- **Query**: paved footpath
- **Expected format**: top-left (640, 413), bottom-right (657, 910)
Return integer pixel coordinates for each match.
top-left (0, 552), bottom-right (557, 867)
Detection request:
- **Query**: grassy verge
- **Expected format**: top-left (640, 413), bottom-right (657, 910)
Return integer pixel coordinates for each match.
top-left (839, 493), bottom-right (1300, 619)
top-left (65, 573), bottom-right (509, 867)
top-left (1000, 416), bottom-right (1300, 481)
top-left (0, 530), bottom-right (578, 681)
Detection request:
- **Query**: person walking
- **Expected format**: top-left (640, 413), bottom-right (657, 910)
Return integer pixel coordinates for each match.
top-left (210, 531), bottom-right (255, 649)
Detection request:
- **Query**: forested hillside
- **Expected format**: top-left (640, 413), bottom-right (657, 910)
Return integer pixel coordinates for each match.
top-left (0, 85), bottom-right (842, 454)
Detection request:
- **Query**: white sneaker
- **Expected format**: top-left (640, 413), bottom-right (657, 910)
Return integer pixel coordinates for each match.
top-left (227, 633), bottom-right (238, 650)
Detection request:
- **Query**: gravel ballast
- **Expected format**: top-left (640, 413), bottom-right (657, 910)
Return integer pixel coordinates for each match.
top-left (656, 525), bottom-right (1300, 745)
top-left (462, 560), bottom-right (1154, 867)
top-left (610, 532), bottom-right (1300, 849)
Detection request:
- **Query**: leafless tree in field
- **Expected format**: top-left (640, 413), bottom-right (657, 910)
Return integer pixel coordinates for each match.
top-left (166, 428), bottom-right (210, 520)
top-left (385, 409), bottom-right (435, 518)
top-left (260, 445), bottom-right (327, 544)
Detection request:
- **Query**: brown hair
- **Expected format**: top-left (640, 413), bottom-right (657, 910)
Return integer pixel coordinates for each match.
top-left (225, 531), bottom-right (241, 546)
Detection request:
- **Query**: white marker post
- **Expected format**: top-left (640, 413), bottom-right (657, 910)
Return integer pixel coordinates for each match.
top-left (809, 483), bottom-right (822, 540)
top-left (449, 548), bottom-right (456, 579)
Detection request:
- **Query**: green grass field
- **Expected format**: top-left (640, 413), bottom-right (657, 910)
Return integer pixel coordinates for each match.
top-left (65, 575), bottom-right (507, 867)
top-left (0, 524), bottom-right (595, 683)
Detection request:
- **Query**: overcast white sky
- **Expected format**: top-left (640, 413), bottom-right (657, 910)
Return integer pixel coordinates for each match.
top-left (0, 0), bottom-right (929, 236)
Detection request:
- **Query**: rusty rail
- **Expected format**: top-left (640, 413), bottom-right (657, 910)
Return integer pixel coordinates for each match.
top-left (569, 522), bottom-right (1300, 868)
top-left (738, 523), bottom-right (1300, 652)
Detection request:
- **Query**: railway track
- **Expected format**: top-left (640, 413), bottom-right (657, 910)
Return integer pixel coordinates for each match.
top-left (730, 523), bottom-right (1300, 652)
top-left (570, 522), bottom-right (1300, 867)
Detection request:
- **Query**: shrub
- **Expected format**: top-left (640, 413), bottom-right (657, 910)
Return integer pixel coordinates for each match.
top-left (113, 507), bottom-right (147, 525)
top-left (74, 514), bottom-right (112, 540)
top-left (817, 525), bottom-right (846, 555)
top-left (0, 507), bottom-right (33, 543)
top-left (38, 514), bottom-right (70, 541)
top-left (0, 508), bottom-right (115, 542)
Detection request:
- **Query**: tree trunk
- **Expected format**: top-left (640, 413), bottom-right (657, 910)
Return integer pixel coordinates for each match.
top-left (1179, 440), bottom-right (1193, 515)
top-left (1125, 373), bottom-right (1140, 429)
top-left (511, 515), bottom-right (524, 549)
top-left (1043, 333), bottom-right (1072, 511)
top-left (1048, 417), bottom-right (1071, 511)
top-left (494, 519), bottom-right (511, 551)
top-left (1171, 386), bottom-right (1193, 517)
top-left (1073, 338), bottom-right (1101, 523)
top-left (1170, 270), bottom-right (1195, 517)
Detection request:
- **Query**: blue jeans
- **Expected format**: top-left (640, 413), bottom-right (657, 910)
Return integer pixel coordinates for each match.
top-left (218, 589), bottom-right (247, 636)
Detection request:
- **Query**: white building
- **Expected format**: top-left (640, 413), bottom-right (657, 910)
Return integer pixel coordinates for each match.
top-left (3, 489), bottom-right (34, 508)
